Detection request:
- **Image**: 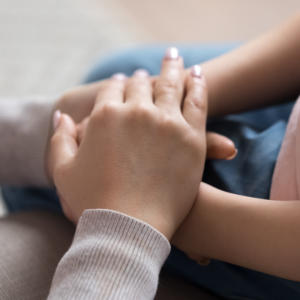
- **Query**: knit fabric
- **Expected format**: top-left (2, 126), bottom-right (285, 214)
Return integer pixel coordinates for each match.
top-left (270, 95), bottom-right (300, 200)
top-left (48, 209), bottom-right (170, 300)
top-left (0, 99), bottom-right (171, 299)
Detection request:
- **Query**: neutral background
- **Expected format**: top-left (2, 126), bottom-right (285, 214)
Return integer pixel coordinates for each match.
top-left (0, 0), bottom-right (299, 97)
top-left (0, 0), bottom-right (299, 211)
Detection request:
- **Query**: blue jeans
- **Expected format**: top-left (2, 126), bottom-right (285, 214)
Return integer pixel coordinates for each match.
top-left (2, 45), bottom-right (299, 300)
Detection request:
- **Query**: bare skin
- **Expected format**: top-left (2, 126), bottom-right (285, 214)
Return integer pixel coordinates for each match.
top-left (49, 52), bottom-right (208, 240)
top-left (48, 14), bottom-right (300, 281)
top-left (46, 81), bottom-right (236, 180)
top-left (173, 183), bottom-right (300, 282)
top-left (173, 14), bottom-right (300, 282)
top-left (202, 13), bottom-right (300, 117)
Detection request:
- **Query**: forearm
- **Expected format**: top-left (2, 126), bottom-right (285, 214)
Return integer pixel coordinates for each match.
top-left (0, 97), bottom-right (55, 186)
top-left (201, 13), bottom-right (300, 117)
top-left (173, 183), bottom-right (300, 281)
top-left (48, 210), bottom-right (170, 300)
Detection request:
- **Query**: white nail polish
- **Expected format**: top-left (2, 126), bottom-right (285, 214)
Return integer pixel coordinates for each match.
top-left (134, 69), bottom-right (149, 77)
top-left (112, 73), bottom-right (127, 80)
top-left (53, 110), bottom-right (61, 130)
top-left (191, 65), bottom-right (202, 78)
top-left (165, 47), bottom-right (179, 60)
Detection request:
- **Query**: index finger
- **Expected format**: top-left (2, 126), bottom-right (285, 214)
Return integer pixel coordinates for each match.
top-left (182, 65), bottom-right (208, 133)
top-left (92, 73), bottom-right (127, 113)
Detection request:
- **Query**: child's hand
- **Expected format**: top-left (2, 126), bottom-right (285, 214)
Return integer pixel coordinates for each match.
top-left (48, 49), bottom-right (208, 240)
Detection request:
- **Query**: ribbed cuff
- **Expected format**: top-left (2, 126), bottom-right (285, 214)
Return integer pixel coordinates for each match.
top-left (77, 209), bottom-right (171, 261)
top-left (48, 209), bottom-right (170, 300)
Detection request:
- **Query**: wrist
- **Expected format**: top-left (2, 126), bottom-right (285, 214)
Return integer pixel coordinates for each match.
top-left (172, 183), bottom-right (224, 260)
top-left (92, 193), bottom-right (176, 240)
top-left (111, 206), bottom-right (175, 240)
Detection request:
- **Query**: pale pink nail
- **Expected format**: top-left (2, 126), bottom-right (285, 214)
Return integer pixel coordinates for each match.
top-left (53, 110), bottom-right (61, 131)
top-left (165, 47), bottom-right (179, 60)
top-left (134, 69), bottom-right (149, 77)
top-left (112, 73), bottom-right (127, 80)
top-left (191, 65), bottom-right (202, 78)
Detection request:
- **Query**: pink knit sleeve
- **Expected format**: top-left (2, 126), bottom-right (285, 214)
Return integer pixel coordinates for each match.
top-left (47, 209), bottom-right (171, 300)
top-left (270, 95), bottom-right (300, 200)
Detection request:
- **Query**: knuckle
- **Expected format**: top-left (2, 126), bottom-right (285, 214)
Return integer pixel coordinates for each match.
top-left (193, 96), bottom-right (207, 112)
top-left (91, 103), bottom-right (121, 124)
top-left (160, 115), bottom-right (181, 132)
top-left (155, 79), bottom-right (180, 97)
top-left (96, 80), bottom-right (120, 96)
top-left (128, 104), bottom-right (154, 121)
top-left (200, 98), bottom-right (208, 113)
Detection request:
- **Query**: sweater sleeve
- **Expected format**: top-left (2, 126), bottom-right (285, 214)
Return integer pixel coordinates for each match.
top-left (0, 97), bottom-right (56, 186)
top-left (47, 209), bottom-right (171, 300)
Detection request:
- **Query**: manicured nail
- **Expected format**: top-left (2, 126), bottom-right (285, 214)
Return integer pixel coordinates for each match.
top-left (226, 148), bottom-right (238, 160)
top-left (134, 69), bottom-right (149, 77)
top-left (53, 110), bottom-right (61, 131)
top-left (165, 47), bottom-right (179, 60)
top-left (112, 73), bottom-right (127, 80)
top-left (191, 65), bottom-right (202, 78)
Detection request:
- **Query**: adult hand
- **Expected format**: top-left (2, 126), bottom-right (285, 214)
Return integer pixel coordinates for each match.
top-left (48, 49), bottom-right (208, 240)
top-left (46, 62), bottom-right (236, 183)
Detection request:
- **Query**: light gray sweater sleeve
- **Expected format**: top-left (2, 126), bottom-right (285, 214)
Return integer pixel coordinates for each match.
top-left (48, 209), bottom-right (171, 300)
top-left (0, 97), bottom-right (55, 186)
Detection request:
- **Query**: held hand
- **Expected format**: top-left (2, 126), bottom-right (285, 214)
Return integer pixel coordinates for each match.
top-left (46, 66), bottom-right (236, 184)
top-left (45, 80), bottom-right (107, 181)
top-left (49, 49), bottom-right (208, 240)
top-left (77, 117), bottom-right (237, 160)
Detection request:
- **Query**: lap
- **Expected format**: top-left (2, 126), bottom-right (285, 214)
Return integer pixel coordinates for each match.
top-left (0, 211), bottom-right (74, 300)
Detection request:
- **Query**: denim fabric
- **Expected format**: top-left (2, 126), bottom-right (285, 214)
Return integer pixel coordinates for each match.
top-left (2, 44), bottom-right (299, 299)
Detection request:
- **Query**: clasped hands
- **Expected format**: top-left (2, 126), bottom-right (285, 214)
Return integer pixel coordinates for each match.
top-left (47, 48), bottom-right (236, 241)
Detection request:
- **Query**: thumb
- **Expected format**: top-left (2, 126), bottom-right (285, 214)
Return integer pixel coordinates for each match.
top-left (49, 110), bottom-right (78, 180)
top-left (206, 132), bottom-right (237, 160)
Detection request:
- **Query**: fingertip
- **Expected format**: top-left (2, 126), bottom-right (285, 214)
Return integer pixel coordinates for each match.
top-left (164, 47), bottom-right (179, 60)
top-left (55, 113), bottom-right (75, 136)
top-left (206, 133), bottom-right (237, 160)
top-left (162, 47), bottom-right (184, 68)
top-left (111, 73), bottom-right (127, 81)
top-left (133, 69), bottom-right (149, 77)
top-left (190, 65), bottom-right (202, 78)
top-left (62, 113), bottom-right (76, 129)
top-left (53, 110), bottom-right (62, 131)
top-left (221, 137), bottom-right (237, 160)
top-left (226, 148), bottom-right (238, 160)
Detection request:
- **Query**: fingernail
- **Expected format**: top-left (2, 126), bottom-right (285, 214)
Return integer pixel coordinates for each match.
top-left (53, 110), bottom-right (61, 131)
top-left (112, 73), bottom-right (127, 80)
top-left (226, 148), bottom-right (238, 160)
top-left (165, 47), bottom-right (179, 60)
top-left (191, 65), bottom-right (202, 78)
top-left (134, 69), bottom-right (149, 77)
